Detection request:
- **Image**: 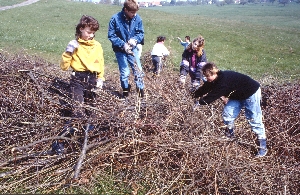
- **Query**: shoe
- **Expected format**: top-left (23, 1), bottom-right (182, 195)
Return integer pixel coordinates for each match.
top-left (122, 84), bottom-right (131, 99)
top-left (137, 88), bottom-right (144, 98)
top-left (51, 140), bottom-right (65, 155)
top-left (69, 127), bottom-right (79, 136)
top-left (84, 124), bottom-right (95, 132)
top-left (256, 139), bottom-right (268, 157)
top-left (179, 75), bottom-right (186, 84)
top-left (191, 81), bottom-right (200, 89)
top-left (225, 128), bottom-right (234, 138)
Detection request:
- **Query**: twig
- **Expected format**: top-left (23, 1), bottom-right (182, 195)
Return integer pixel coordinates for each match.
top-left (73, 124), bottom-right (89, 179)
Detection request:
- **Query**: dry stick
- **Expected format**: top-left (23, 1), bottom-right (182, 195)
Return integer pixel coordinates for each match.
top-left (20, 70), bottom-right (108, 115)
top-left (9, 136), bottom-right (78, 153)
top-left (73, 124), bottom-right (89, 179)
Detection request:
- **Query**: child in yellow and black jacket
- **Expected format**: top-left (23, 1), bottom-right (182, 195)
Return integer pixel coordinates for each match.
top-left (52, 15), bottom-right (105, 155)
top-left (60, 15), bottom-right (105, 119)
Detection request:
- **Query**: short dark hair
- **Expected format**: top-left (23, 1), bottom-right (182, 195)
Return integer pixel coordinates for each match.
top-left (185, 36), bottom-right (190, 41)
top-left (75, 15), bottom-right (99, 39)
top-left (202, 62), bottom-right (219, 77)
top-left (157, 36), bottom-right (166, 43)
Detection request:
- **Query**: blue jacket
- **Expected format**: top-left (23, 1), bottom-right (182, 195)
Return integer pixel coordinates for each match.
top-left (108, 8), bottom-right (144, 53)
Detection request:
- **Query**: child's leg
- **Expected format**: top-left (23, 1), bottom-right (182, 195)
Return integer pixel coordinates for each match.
top-left (222, 100), bottom-right (243, 130)
top-left (115, 52), bottom-right (131, 89)
top-left (244, 88), bottom-right (266, 140)
top-left (128, 50), bottom-right (144, 90)
top-left (70, 76), bottom-right (85, 118)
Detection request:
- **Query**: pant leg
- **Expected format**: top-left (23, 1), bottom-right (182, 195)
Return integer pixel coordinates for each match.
top-left (244, 88), bottom-right (266, 139)
top-left (180, 63), bottom-right (189, 76)
top-left (223, 99), bottom-right (243, 129)
top-left (70, 75), bottom-right (85, 118)
top-left (70, 76), bottom-right (84, 103)
top-left (128, 48), bottom-right (144, 89)
top-left (83, 73), bottom-right (97, 117)
top-left (157, 56), bottom-right (163, 74)
top-left (115, 52), bottom-right (131, 89)
top-left (152, 56), bottom-right (162, 74)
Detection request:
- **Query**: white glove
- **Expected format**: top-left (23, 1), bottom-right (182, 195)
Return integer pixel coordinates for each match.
top-left (197, 62), bottom-right (206, 69)
top-left (96, 79), bottom-right (103, 89)
top-left (66, 40), bottom-right (79, 54)
top-left (128, 38), bottom-right (137, 47)
top-left (181, 60), bottom-right (189, 67)
top-left (123, 43), bottom-right (134, 55)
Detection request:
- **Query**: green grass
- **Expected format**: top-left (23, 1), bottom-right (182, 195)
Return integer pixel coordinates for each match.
top-left (0, 0), bottom-right (299, 81)
top-left (0, 0), bottom-right (26, 7)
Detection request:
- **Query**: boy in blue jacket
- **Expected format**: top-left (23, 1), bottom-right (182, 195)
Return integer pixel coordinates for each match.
top-left (193, 62), bottom-right (268, 157)
top-left (108, 0), bottom-right (145, 98)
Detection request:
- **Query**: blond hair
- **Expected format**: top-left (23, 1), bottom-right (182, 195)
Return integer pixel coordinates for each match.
top-left (186, 35), bottom-right (205, 57)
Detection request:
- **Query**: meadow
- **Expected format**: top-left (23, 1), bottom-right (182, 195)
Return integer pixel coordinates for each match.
top-left (0, 0), bottom-right (26, 7)
top-left (0, 0), bottom-right (299, 81)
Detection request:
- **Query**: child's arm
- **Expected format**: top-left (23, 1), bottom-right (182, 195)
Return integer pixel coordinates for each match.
top-left (60, 40), bottom-right (78, 71)
top-left (60, 52), bottom-right (72, 71)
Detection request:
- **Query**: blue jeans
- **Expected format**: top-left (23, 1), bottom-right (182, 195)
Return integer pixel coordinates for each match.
top-left (115, 48), bottom-right (144, 90)
top-left (222, 88), bottom-right (266, 139)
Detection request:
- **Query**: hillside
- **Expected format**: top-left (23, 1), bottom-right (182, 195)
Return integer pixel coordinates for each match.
top-left (0, 51), bottom-right (299, 194)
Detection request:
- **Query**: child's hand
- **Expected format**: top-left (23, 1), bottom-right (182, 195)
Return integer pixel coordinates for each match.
top-left (66, 40), bottom-right (79, 54)
top-left (128, 38), bottom-right (137, 47)
top-left (220, 96), bottom-right (229, 104)
top-left (96, 79), bottom-right (103, 89)
top-left (181, 60), bottom-right (189, 66)
top-left (123, 43), bottom-right (134, 55)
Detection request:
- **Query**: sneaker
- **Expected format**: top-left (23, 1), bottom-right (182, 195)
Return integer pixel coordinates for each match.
top-left (191, 81), bottom-right (200, 89)
top-left (121, 84), bottom-right (131, 99)
top-left (137, 89), bottom-right (145, 98)
top-left (179, 75), bottom-right (186, 84)
top-left (256, 139), bottom-right (267, 157)
top-left (224, 128), bottom-right (235, 138)
top-left (51, 140), bottom-right (65, 155)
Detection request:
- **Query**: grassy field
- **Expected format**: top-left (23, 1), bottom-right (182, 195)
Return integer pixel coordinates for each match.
top-left (0, 0), bottom-right (299, 81)
top-left (0, 0), bottom-right (26, 7)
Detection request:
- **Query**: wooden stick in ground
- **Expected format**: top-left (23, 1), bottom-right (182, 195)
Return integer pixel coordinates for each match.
top-left (73, 124), bottom-right (89, 179)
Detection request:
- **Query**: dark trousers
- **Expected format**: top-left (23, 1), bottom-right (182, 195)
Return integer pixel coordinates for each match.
top-left (179, 65), bottom-right (201, 83)
top-left (152, 55), bottom-right (163, 74)
top-left (70, 71), bottom-right (97, 118)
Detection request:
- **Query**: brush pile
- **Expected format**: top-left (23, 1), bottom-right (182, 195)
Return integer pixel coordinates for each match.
top-left (0, 51), bottom-right (299, 194)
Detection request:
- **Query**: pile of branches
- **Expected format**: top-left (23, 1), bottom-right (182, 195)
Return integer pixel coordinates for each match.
top-left (0, 51), bottom-right (299, 194)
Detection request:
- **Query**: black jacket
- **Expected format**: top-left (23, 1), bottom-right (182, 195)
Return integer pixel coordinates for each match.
top-left (194, 70), bottom-right (260, 105)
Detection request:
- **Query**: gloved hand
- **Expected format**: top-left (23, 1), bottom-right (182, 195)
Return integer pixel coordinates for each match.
top-left (66, 40), bottom-right (79, 54)
top-left (123, 43), bottom-right (134, 56)
top-left (96, 78), bottom-right (103, 89)
top-left (181, 60), bottom-right (189, 67)
top-left (190, 81), bottom-right (200, 94)
top-left (197, 62), bottom-right (206, 69)
top-left (128, 38), bottom-right (137, 47)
